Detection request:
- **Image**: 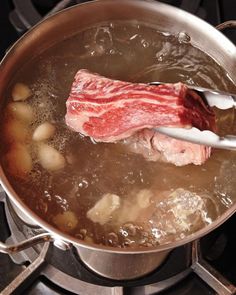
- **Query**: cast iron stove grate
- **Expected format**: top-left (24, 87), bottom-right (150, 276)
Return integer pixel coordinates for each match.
top-left (1, 187), bottom-right (236, 295)
top-left (1, 0), bottom-right (236, 294)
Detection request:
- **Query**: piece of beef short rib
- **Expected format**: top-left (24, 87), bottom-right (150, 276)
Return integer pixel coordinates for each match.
top-left (65, 69), bottom-right (216, 166)
top-left (124, 129), bottom-right (212, 166)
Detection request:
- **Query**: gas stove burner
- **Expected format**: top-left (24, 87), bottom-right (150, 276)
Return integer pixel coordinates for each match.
top-left (1, 189), bottom-right (236, 295)
top-left (1, 0), bottom-right (236, 294)
top-left (9, 0), bottom-right (91, 33)
top-left (2, 193), bottom-right (191, 294)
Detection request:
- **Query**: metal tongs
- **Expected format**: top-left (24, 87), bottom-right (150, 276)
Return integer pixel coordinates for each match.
top-left (149, 82), bottom-right (236, 150)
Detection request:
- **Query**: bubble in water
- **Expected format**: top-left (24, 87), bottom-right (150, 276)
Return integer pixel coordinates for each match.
top-left (122, 223), bottom-right (137, 236)
top-left (130, 34), bottom-right (139, 40)
top-left (156, 53), bottom-right (164, 62)
top-left (123, 171), bottom-right (135, 184)
top-left (219, 194), bottom-right (233, 208)
top-left (109, 22), bottom-right (115, 29)
top-left (139, 170), bottom-right (144, 183)
top-left (162, 31), bottom-right (171, 37)
top-left (75, 229), bottom-right (87, 240)
top-left (109, 49), bottom-right (116, 54)
top-left (119, 228), bottom-right (129, 237)
top-left (186, 77), bottom-right (195, 85)
top-left (78, 179), bottom-right (89, 188)
top-left (107, 232), bottom-right (119, 246)
top-left (44, 190), bottom-right (52, 201)
top-left (141, 39), bottom-right (149, 48)
top-left (94, 27), bottom-right (113, 50)
top-left (146, 188), bottom-right (219, 244)
top-left (123, 238), bottom-right (135, 247)
top-left (109, 48), bottom-right (122, 56)
top-left (177, 32), bottom-right (191, 44)
top-left (151, 228), bottom-right (162, 239)
top-left (54, 194), bottom-right (69, 211)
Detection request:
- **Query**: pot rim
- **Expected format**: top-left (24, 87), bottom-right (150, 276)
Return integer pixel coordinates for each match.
top-left (1, 0), bottom-right (236, 254)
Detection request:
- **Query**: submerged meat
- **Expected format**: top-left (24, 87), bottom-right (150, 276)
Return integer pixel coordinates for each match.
top-left (85, 188), bottom-right (218, 246)
top-left (65, 69), bottom-right (216, 166)
top-left (124, 129), bottom-right (212, 166)
top-left (87, 193), bottom-right (120, 225)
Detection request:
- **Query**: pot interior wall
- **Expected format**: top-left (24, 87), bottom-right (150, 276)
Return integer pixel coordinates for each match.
top-left (0, 1), bottom-right (236, 278)
top-left (0, 0), bottom-right (236, 103)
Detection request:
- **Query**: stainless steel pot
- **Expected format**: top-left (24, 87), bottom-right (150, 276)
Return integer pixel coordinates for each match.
top-left (0, 0), bottom-right (236, 281)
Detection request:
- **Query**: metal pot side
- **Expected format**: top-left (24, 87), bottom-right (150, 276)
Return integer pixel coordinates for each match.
top-left (1, 0), bottom-right (236, 280)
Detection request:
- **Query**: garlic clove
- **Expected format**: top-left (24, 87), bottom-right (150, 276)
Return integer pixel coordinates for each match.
top-left (12, 83), bottom-right (32, 101)
top-left (3, 119), bottom-right (29, 143)
top-left (6, 102), bottom-right (34, 123)
top-left (33, 122), bottom-right (55, 141)
top-left (5, 143), bottom-right (32, 178)
top-left (53, 211), bottom-right (78, 232)
top-left (38, 143), bottom-right (65, 171)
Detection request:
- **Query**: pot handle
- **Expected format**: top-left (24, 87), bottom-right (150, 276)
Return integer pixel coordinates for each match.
top-left (216, 20), bottom-right (236, 31)
top-left (0, 232), bottom-right (52, 254)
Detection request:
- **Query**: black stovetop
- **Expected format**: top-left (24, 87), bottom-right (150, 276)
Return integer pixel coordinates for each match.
top-left (0, 1), bottom-right (236, 294)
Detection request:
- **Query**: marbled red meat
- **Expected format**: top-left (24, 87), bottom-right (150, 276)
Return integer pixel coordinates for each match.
top-left (65, 69), bottom-right (216, 166)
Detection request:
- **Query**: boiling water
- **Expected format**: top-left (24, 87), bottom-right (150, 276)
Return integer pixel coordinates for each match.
top-left (1, 21), bottom-right (236, 248)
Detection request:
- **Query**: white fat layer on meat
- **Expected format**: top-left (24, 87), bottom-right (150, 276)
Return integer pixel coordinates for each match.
top-left (65, 113), bottom-right (90, 136)
top-left (68, 94), bottom-right (181, 105)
